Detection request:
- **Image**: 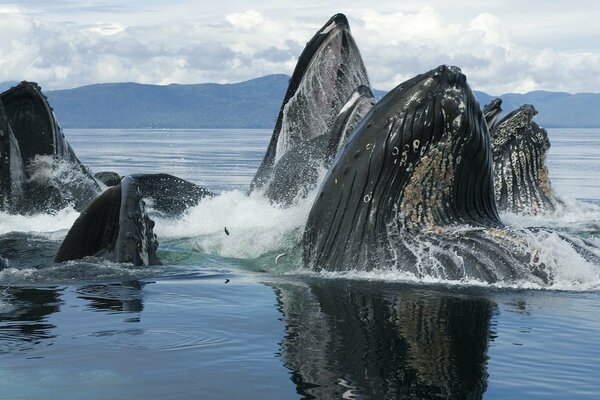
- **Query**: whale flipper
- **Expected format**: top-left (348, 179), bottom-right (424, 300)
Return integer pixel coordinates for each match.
top-left (55, 176), bottom-right (160, 266)
top-left (0, 82), bottom-right (100, 213)
top-left (93, 172), bottom-right (212, 215)
top-left (491, 104), bottom-right (561, 214)
top-left (250, 14), bottom-right (371, 204)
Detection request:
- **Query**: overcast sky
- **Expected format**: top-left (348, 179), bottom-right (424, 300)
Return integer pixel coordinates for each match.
top-left (0, 1), bottom-right (599, 94)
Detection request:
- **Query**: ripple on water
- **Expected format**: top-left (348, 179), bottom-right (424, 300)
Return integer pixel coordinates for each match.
top-left (78, 327), bottom-right (234, 352)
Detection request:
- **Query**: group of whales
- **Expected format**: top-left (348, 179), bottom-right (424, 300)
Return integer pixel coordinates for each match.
top-left (0, 13), bottom-right (596, 283)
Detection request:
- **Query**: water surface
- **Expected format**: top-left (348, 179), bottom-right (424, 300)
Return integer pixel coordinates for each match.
top-left (0, 128), bottom-right (599, 399)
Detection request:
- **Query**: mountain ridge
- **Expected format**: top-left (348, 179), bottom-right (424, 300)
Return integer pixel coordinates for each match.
top-left (1, 75), bottom-right (598, 128)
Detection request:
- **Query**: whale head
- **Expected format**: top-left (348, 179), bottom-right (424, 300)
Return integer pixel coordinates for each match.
top-left (304, 65), bottom-right (500, 271)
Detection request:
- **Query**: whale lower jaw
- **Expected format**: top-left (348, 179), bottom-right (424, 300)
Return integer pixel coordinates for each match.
top-left (307, 226), bottom-right (553, 284)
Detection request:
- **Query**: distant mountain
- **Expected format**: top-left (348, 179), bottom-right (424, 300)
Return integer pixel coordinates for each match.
top-left (474, 91), bottom-right (600, 128)
top-left (2, 75), bottom-right (597, 128)
top-left (0, 81), bottom-right (19, 92)
top-left (45, 74), bottom-right (291, 129)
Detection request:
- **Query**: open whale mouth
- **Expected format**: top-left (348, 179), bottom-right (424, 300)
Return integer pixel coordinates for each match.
top-left (303, 64), bottom-right (506, 275)
top-left (250, 12), bottom-right (371, 205)
top-left (1, 82), bottom-right (61, 163)
top-left (0, 82), bottom-right (100, 213)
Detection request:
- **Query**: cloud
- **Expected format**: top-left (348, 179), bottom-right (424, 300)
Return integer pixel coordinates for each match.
top-left (0, 4), bottom-right (598, 94)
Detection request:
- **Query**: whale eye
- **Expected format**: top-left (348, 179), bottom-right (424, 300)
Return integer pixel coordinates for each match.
top-left (363, 194), bottom-right (372, 203)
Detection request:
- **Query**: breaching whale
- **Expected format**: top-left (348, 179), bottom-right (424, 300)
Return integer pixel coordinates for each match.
top-left (0, 82), bottom-right (100, 213)
top-left (490, 104), bottom-right (562, 214)
top-left (250, 13), bottom-right (373, 205)
top-left (302, 65), bottom-right (596, 283)
top-left (55, 176), bottom-right (160, 266)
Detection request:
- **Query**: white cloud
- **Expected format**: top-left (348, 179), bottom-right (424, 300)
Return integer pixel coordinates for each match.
top-left (0, 2), bottom-right (598, 94)
top-left (225, 10), bottom-right (265, 30)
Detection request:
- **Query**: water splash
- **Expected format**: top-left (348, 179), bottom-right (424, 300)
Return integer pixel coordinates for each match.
top-left (154, 190), bottom-right (314, 259)
top-left (0, 207), bottom-right (79, 235)
top-left (1, 184), bottom-right (600, 291)
top-left (501, 197), bottom-right (600, 235)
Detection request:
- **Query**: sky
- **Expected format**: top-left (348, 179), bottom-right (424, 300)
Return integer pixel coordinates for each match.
top-left (0, 0), bottom-right (599, 94)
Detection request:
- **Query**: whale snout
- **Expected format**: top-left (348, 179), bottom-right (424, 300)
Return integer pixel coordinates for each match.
top-left (433, 65), bottom-right (465, 85)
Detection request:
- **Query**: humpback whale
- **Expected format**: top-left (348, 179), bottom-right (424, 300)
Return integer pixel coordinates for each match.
top-left (0, 82), bottom-right (100, 213)
top-left (302, 65), bottom-right (588, 283)
top-left (483, 98), bottom-right (502, 130)
top-left (490, 104), bottom-right (561, 214)
top-left (55, 176), bottom-right (160, 266)
top-left (250, 13), bottom-right (372, 204)
top-left (0, 99), bottom-right (25, 212)
top-left (263, 85), bottom-right (375, 205)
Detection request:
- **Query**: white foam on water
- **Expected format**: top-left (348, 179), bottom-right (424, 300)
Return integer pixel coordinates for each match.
top-left (154, 189), bottom-right (314, 259)
top-left (293, 226), bottom-right (600, 292)
top-left (2, 183), bottom-right (599, 292)
top-left (0, 207), bottom-right (79, 235)
top-left (501, 197), bottom-right (600, 233)
top-left (521, 229), bottom-right (600, 291)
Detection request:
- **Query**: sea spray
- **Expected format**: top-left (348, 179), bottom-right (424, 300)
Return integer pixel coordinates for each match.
top-left (501, 196), bottom-right (600, 234)
top-left (0, 207), bottom-right (79, 235)
top-left (154, 189), bottom-right (315, 259)
top-left (1, 180), bottom-right (600, 290)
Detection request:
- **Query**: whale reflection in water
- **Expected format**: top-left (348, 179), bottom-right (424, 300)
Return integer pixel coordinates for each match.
top-left (272, 279), bottom-right (494, 399)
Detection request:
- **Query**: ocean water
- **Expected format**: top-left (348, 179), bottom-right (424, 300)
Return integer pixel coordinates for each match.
top-left (0, 128), bottom-right (599, 399)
